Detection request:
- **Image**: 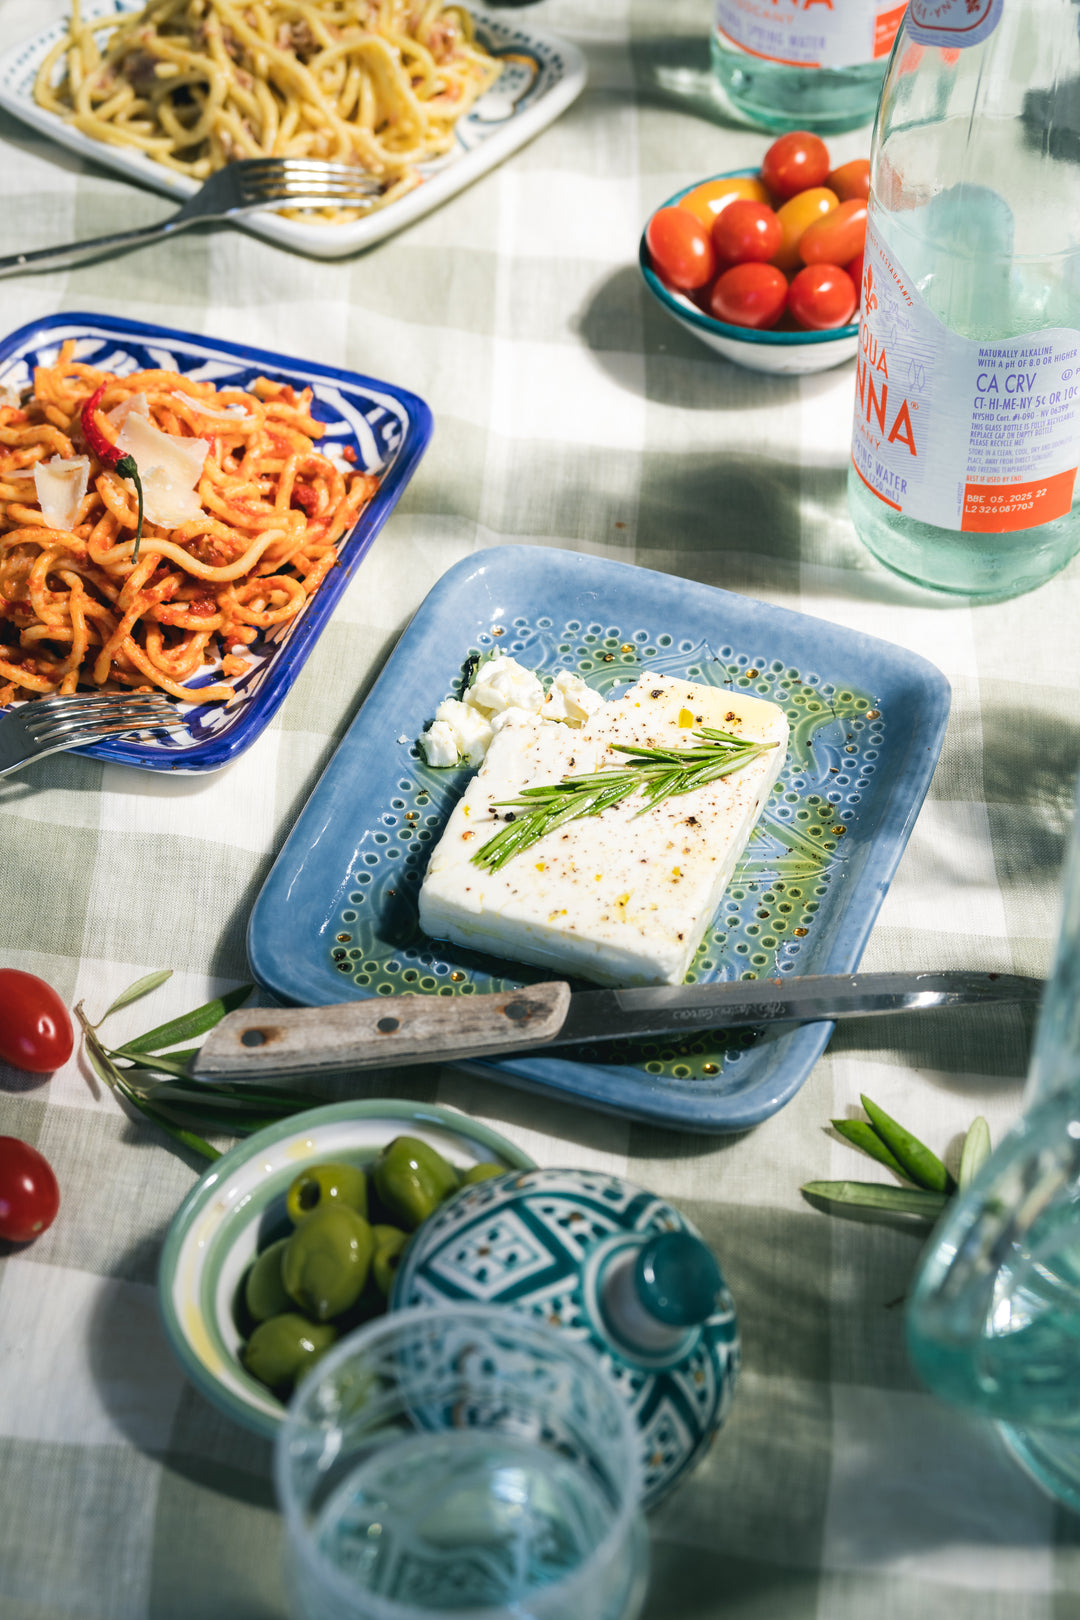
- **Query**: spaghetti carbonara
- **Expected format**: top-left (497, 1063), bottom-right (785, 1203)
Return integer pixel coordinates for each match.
top-left (34, 1), bottom-right (502, 212)
top-left (0, 342), bottom-right (377, 704)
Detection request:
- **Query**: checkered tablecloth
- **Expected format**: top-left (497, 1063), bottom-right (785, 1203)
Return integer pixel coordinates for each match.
top-left (3, 2), bottom-right (1080, 1616)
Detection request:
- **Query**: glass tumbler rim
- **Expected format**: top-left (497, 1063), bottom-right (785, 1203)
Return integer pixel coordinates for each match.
top-left (274, 1302), bottom-right (646, 1620)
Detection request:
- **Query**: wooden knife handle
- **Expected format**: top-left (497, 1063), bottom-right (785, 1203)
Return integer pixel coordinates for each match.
top-left (191, 982), bottom-right (573, 1080)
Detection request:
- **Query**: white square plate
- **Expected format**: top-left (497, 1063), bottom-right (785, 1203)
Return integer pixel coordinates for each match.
top-left (0, 2), bottom-right (586, 260)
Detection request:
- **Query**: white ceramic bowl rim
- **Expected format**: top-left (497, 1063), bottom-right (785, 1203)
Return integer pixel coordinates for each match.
top-left (641, 166), bottom-right (859, 347)
top-left (274, 1303), bottom-right (646, 1620)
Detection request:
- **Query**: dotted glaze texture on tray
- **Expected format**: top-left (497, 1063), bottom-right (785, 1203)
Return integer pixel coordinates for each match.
top-left (324, 616), bottom-right (881, 1083)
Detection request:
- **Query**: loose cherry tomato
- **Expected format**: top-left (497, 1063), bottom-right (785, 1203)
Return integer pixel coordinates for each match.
top-left (711, 199), bottom-right (782, 265)
top-left (798, 198), bottom-right (867, 266)
top-left (646, 206), bottom-right (716, 290)
top-left (787, 263), bottom-right (857, 330)
top-left (0, 970), bottom-right (74, 1074)
top-left (678, 175), bottom-right (770, 231)
top-left (771, 186), bottom-right (838, 272)
top-left (0, 1136), bottom-right (60, 1243)
top-left (761, 130), bottom-right (831, 200)
top-left (826, 159), bottom-right (871, 202)
top-left (710, 262), bottom-right (788, 329)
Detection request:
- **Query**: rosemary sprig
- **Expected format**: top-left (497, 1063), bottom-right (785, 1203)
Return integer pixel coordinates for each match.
top-left (473, 726), bottom-right (778, 872)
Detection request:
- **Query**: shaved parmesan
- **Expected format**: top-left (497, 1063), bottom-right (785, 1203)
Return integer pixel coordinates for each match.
top-left (115, 413), bottom-right (211, 528)
top-left (107, 392), bottom-right (150, 429)
top-left (34, 455), bottom-right (91, 533)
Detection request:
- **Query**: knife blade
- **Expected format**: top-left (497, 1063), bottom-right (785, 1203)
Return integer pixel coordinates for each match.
top-left (188, 970), bottom-right (1043, 1083)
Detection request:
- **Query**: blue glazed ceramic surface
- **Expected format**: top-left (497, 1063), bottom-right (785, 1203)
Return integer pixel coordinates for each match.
top-left (0, 312), bottom-right (432, 772)
top-left (246, 545), bottom-right (951, 1131)
top-left (391, 1167), bottom-right (740, 1509)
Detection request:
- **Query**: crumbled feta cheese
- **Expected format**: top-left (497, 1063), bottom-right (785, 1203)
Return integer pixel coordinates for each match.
top-left (434, 698), bottom-right (494, 767)
top-left (466, 655), bottom-right (544, 718)
top-left (542, 669), bottom-right (606, 726)
top-left (419, 721), bottom-right (459, 765)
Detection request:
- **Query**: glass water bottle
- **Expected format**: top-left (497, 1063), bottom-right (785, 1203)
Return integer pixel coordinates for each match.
top-left (711, 0), bottom-right (905, 133)
top-left (848, 0), bottom-right (1080, 599)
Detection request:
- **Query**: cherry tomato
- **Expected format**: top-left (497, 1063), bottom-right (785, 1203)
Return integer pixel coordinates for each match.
top-left (711, 199), bottom-right (782, 266)
top-left (710, 262), bottom-right (789, 330)
top-left (798, 198), bottom-right (867, 266)
top-left (0, 1136), bottom-right (60, 1243)
top-left (771, 186), bottom-right (838, 272)
top-left (826, 159), bottom-right (871, 202)
top-left (787, 263), bottom-right (857, 330)
top-left (845, 249), bottom-right (865, 299)
top-left (646, 206), bottom-right (716, 290)
top-left (0, 970), bottom-right (74, 1074)
top-left (678, 175), bottom-right (770, 231)
top-left (761, 131), bottom-right (831, 200)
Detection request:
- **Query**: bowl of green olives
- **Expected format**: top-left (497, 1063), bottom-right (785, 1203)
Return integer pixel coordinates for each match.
top-left (157, 1099), bottom-right (535, 1435)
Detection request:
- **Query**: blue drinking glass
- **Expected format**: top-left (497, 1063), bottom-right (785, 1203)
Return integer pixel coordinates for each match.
top-left (275, 1305), bottom-right (650, 1620)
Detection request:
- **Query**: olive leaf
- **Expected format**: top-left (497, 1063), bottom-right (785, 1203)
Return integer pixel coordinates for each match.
top-left (802, 1181), bottom-right (949, 1219)
top-left (76, 1003), bottom-right (220, 1162)
top-left (95, 969), bottom-right (174, 1024)
top-left (116, 983), bottom-right (254, 1054)
top-left (76, 977), bottom-right (326, 1163)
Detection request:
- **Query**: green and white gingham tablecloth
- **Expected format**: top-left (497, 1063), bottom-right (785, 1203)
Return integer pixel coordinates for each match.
top-left (2, 2), bottom-right (1079, 1615)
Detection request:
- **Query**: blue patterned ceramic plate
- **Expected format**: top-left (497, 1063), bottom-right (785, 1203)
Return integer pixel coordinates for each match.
top-left (246, 546), bottom-right (951, 1132)
top-left (0, 311), bottom-right (431, 772)
top-left (0, 4), bottom-right (586, 260)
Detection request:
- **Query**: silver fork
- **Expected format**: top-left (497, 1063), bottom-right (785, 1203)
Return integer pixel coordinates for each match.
top-left (0, 158), bottom-right (383, 278)
top-left (0, 692), bottom-right (186, 776)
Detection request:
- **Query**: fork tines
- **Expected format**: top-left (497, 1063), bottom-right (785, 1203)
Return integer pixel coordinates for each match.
top-left (239, 157), bottom-right (383, 204)
top-left (23, 692), bottom-right (183, 745)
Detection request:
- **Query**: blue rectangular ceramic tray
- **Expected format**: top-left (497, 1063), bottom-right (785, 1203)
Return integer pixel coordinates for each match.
top-left (247, 546), bottom-right (951, 1132)
top-left (0, 312), bottom-right (432, 771)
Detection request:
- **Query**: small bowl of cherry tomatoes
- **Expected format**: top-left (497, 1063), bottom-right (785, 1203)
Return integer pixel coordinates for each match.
top-left (640, 132), bottom-right (867, 375)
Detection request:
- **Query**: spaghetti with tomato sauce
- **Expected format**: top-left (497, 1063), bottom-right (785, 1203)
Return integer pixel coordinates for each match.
top-left (0, 341), bottom-right (376, 704)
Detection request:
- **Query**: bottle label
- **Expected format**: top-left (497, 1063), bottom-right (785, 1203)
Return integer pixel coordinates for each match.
top-left (905, 0), bottom-right (1003, 50)
top-left (851, 216), bottom-right (1080, 534)
top-left (713, 0), bottom-right (905, 69)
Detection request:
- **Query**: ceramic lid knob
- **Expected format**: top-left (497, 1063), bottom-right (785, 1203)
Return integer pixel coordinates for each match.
top-left (635, 1231), bottom-right (723, 1327)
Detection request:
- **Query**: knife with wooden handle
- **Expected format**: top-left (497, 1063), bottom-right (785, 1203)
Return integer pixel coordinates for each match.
top-left (188, 970), bottom-right (1043, 1082)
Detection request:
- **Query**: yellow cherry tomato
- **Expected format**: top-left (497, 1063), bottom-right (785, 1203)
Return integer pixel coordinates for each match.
top-left (677, 175), bottom-right (770, 232)
top-left (771, 186), bottom-right (839, 272)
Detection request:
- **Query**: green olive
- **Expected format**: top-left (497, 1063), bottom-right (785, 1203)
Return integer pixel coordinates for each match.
top-left (243, 1236), bottom-right (292, 1323)
top-left (371, 1224), bottom-right (409, 1297)
top-left (242, 1312), bottom-right (337, 1393)
top-left (281, 1204), bottom-right (375, 1322)
top-left (373, 1136), bottom-right (461, 1230)
top-left (286, 1160), bottom-right (368, 1225)
top-left (460, 1162), bottom-right (506, 1186)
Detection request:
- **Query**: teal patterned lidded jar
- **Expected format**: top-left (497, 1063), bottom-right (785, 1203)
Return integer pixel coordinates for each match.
top-left (391, 1167), bottom-right (740, 1508)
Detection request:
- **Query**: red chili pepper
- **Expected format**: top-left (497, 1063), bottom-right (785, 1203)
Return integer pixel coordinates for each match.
top-left (81, 383), bottom-right (145, 562)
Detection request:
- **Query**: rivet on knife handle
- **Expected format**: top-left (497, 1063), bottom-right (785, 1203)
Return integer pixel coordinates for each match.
top-left (191, 981), bottom-right (573, 1080)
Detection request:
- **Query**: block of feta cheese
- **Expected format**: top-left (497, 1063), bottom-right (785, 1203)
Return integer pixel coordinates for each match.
top-left (417, 673), bottom-right (789, 987)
